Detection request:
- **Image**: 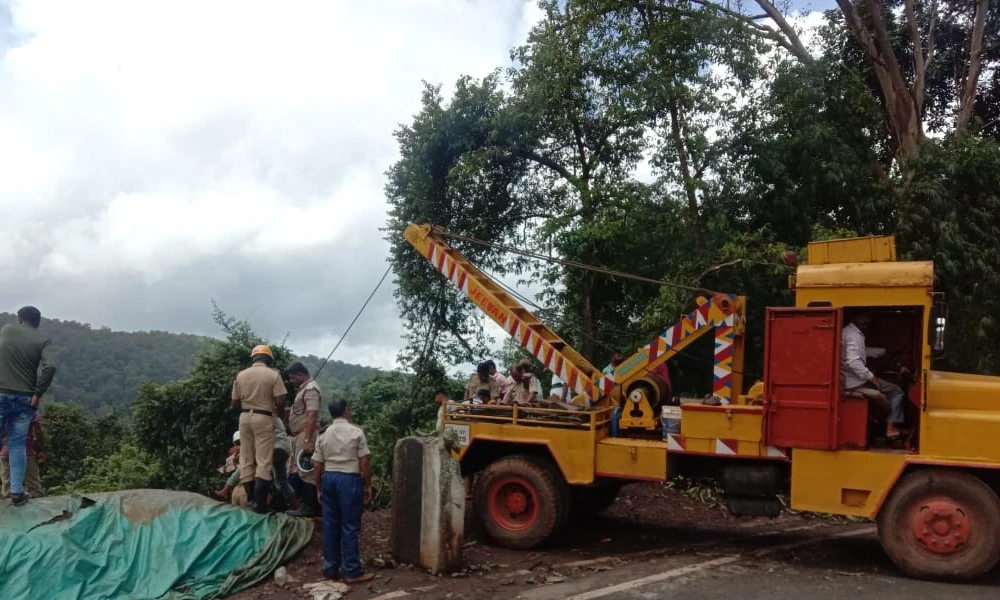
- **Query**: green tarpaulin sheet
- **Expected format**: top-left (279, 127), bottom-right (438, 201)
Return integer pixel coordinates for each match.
top-left (0, 489), bottom-right (313, 600)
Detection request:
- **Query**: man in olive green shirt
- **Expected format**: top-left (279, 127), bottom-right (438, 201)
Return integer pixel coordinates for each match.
top-left (0, 306), bottom-right (56, 506)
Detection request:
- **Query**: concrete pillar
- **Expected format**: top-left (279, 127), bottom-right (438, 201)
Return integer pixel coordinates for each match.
top-left (391, 436), bottom-right (464, 574)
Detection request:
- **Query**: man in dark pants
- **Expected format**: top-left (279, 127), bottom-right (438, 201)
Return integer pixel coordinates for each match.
top-left (312, 399), bottom-right (374, 584)
top-left (0, 306), bottom-right (56, 506)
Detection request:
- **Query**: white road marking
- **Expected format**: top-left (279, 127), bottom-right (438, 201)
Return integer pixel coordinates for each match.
top-left (368, 585), bottom-right (437, 600)
top-left (554, 525), bottom-right (877, 600)
top-left (560, 556), bottom-right (743, 600)
top-left (369, 592), bottom-right (410, 600)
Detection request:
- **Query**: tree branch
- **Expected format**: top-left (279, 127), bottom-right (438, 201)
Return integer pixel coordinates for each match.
top-left (753, 0), bottom-right (814, 63)
top-left (956, 0), bottom-right (989, 132)
top-left (510, 147), bottom-right (580, 187)
top-left (681, 0), bottom-right (814, 64)
top-left (904, 0), bottom-right (926, 114)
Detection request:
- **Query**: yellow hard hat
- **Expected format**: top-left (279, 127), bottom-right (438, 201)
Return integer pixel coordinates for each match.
top-left (251, 344), bottom-right (274, 359)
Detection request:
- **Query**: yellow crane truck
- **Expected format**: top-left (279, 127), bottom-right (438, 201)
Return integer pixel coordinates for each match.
top-left (404, 223), bottom-right (1000, 581)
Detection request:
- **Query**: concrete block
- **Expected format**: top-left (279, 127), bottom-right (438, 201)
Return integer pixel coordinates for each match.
top-left (391, 436), bottom-right (464, 574)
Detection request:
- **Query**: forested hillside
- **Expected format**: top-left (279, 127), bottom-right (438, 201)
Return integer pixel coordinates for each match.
top-left (0, 313), bottom-right (384, 415)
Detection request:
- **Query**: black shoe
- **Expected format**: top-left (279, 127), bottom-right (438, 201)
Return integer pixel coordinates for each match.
top-left (253, 478), bottom-right (270, 514)
top-left (11, 493), bottom-right (27, 506)
top-left (287, 507), bottom-right (321, 518)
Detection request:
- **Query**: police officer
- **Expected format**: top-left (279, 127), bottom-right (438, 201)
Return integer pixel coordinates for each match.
top-left (231, 344), bottom-right (287, 513)
top-left (312, 399), bottom-right (374, 583)
top-left (286, 361), bottom-right (322, 517)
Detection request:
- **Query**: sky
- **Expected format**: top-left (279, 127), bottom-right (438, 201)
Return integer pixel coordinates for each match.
top-left (0, 0), bottom-right (832, 371)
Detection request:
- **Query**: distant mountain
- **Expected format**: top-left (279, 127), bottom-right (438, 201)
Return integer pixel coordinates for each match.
top-left (0, 314), bottom-right (386, 415)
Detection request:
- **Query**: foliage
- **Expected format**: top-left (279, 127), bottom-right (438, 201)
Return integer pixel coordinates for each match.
top-left (51, 444), bottom-right (162, 496)
top-left (898, 135), bottom-right (1000, 373)
top-left (664, 475), bottom-right (724, 507)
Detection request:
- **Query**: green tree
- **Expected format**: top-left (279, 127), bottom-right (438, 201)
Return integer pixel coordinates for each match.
top-left (41, 403), bottom-right (99, 489)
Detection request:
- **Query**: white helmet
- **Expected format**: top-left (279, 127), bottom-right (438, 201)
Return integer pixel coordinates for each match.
top-left (232, 431), bottom-right (240, 444)
top-left (295, 449), bottom-right (314, 475)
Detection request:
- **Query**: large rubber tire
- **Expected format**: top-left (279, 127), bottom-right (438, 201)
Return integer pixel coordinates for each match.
top-left (878, 469), bottom-right (1000, 581)
top-left (474, 455), bottom-right (567, 550)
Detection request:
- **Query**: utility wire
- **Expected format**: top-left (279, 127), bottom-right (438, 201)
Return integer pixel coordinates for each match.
top-left (435, 227), bottom-right (720, 296)
top-left (312, 263), bottom-right (394, 381)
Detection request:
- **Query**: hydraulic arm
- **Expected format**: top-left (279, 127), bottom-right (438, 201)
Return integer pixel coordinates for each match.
top-left (404, 223), bottom-right (604, 403)
top-left (404, 223), bottom-right (747, 410)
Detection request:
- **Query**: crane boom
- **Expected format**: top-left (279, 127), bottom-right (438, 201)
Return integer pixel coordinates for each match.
top-left (404, 223), bottom-right (604, 403)
top-left (596, 294), bottom-right (746, 404)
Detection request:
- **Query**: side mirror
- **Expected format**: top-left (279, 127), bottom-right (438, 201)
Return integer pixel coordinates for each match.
top-left (929, 294), bottom-right (948, 356)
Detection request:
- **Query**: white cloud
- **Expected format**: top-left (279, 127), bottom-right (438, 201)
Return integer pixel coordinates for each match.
top-left (0, 0), bottom-right (544, 366)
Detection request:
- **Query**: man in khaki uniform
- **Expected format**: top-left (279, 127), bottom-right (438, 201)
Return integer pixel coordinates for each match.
top-left (508, 358), bottom-right (542, 405)
top-left (231, 344), bottom-right (287, 513)
top-left (464, 362), bottom-right (500, 403)
top-left (312, 399), bottom-right (374, 584)
top-left (286, 361), bottom-right (322, 517)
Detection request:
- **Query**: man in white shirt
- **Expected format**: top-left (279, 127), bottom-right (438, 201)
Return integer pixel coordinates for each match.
top-left (842, 312), bottom-right (907, 444)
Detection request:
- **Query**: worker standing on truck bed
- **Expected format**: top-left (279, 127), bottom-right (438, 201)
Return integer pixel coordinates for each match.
top-left (286, 361), bottom-right (323, 518)
top-left (232, 345), bottom-right (287, 513)
top-left (312, 399), bottom-right (375, 584)
top-left (841, 312), bottom-right (906, 447)
top-left (0, 306), bottom-right (56, 507)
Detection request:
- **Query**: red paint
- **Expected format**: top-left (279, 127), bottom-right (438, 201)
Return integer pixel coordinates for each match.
top-left (762, 308), bottom-right (842, 450)
top-left (910, 499), bottom-right (970, 555)
top-left (838, 397), bottom-right (869, 449)
top-left (488, 475), bottom-right (540, 532)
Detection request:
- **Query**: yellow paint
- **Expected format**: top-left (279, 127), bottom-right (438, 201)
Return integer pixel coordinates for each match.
top-left (806, 235), bottom-right (896, 265)
top-left (920, 371), bottom-right (1000, 462)
top-left (680, 406), bottom-right (763, 442)
top-left (595, 438), bottom-right (668, 481)
top-left (790, 449), bottom-right (906, 517)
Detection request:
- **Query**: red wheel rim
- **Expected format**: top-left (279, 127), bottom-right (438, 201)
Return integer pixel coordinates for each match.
top-left (488, 475), bottom-right (540, 532)
top-left (908, 496), bottom-right (972, 556)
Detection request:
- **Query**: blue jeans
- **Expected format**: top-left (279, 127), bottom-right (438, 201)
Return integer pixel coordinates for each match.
top-left (321, 471), bottom-right (363, 579)
top-left (0, 394), bottom-right (34, 496)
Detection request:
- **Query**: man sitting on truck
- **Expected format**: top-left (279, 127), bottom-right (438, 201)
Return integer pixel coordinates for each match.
top-left (464, 362), bottom-right (500, 403)
top-left (841, 312), bottom-right (907, 447)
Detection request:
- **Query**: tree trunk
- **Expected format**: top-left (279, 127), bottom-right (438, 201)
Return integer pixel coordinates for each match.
top-left (668, 98), bottom-right (703, 248)
top-left (956, 0), bottom-right (989, 132)
top-left (837, 0), bottom-right (925, 163)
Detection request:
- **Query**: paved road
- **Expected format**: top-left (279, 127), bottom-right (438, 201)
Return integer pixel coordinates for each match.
top-left (518, 525), bottom-right (1000, 600)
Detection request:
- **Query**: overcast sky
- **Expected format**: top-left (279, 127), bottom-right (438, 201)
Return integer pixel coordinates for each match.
top-left (0, 0), bottom-right (833, 371)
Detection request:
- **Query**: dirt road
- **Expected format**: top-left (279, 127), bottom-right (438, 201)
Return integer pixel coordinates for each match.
top-left (236, 482), bottom-right (1000, 600)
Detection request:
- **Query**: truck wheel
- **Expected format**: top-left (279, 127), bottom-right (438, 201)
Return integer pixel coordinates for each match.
top-left (474, 456), bottom-right (565, 550)
top-left (878, 469), bottom-right (1000, 581)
